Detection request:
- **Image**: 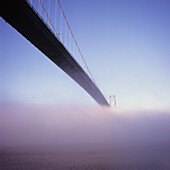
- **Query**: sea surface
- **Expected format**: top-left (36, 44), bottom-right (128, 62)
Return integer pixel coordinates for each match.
top-left (0, 144), bottom-right (170, 170)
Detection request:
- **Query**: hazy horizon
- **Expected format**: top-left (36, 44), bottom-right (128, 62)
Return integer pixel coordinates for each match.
top-left (1, 102), bottom-right (170, 146)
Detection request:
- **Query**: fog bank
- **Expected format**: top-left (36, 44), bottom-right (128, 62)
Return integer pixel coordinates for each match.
top-left (0, 103), bottom-right (170, 146)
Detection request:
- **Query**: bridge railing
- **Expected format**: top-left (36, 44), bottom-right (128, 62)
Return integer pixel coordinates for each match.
top-left (26, 0), bottom-right (95, 83)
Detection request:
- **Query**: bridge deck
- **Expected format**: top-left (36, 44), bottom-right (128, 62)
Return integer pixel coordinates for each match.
top-left (0, 0), bottom-right (110, 107)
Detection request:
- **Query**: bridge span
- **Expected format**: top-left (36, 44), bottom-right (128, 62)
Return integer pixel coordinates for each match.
top-left (0, 0), bottom-right (110, 107)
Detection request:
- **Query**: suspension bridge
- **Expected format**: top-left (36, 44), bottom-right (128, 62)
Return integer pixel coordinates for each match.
top-left (0, 0), bottom-right (110, 107)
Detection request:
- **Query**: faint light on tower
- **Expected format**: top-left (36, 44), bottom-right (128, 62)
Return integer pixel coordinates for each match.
top-left (109, 95), bottom-right (117, 109)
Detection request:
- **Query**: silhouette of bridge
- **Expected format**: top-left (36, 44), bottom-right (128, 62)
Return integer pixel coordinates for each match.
top-left (0, 0), bottom-right (110, 107)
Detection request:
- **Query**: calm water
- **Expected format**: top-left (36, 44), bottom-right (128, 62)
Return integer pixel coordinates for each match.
top-left (0, 144), bottom-right (170, 170)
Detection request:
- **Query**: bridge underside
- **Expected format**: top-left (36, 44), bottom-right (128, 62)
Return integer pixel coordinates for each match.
top-left (0, 0), bottom-right (110, 107)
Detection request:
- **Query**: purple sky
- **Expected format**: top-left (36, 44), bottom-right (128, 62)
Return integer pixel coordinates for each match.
top-left (1, 0), bottom-right (170, 110)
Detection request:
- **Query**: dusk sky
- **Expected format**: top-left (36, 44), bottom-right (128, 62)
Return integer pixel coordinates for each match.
top-left (1, 3), bottom-right (170, 169)
top-left (0, 0), bottom-right (170, 152)
top-left (1, 0), bottom-right (170, 111)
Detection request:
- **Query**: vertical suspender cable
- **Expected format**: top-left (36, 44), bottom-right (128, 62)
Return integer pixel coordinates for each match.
top-left (48, 0), bottom-right (50, 26)
top-left (65, 21), bottom-right (67, 48)
top-left (70, 30), bottom-right (71, 54)
top-left (38, 0), bottom-right (40, 14)
top-left (40, 0), bottom-right (42, 16)
top-left (38, 0), bottom-right (59, 39)
top-left (60, 8), bottom-right (62, 42)
top-left (57, 0), bottom-right (95, 81)
top-left (37, 0), bottom-right (95, 83)
top-left (55, 0), bottom-right (57, 35)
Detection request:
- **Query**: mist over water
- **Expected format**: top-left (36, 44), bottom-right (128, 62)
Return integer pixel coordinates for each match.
top-left (0, 103), bottom-right (170, 169)
top-left (1, 103), bottom-right (170, 146)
